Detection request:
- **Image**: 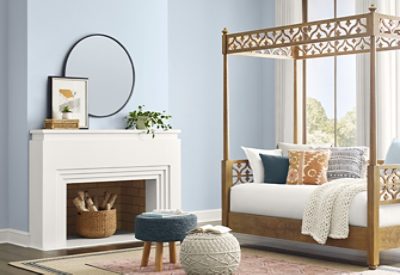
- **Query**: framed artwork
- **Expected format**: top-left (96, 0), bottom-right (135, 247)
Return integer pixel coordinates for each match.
top-left (49, 76), bottom-right (89, 129)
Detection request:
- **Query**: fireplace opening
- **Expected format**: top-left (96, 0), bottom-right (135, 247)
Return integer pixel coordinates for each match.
top-left (67, 180), bottom-right (146, 239)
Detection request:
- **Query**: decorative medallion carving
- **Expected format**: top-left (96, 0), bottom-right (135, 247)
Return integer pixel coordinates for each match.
top-left (379, 167), bottom-right (400, 202)
top-left (232, 161), bottom-right (253, 185)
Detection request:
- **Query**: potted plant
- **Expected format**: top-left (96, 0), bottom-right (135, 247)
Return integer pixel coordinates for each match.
top-left (61, 105), bottom-right (73, 119)
top-left (126, 105), bottom-right (172, 137)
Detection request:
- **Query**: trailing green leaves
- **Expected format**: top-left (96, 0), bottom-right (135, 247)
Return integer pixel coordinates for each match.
top-left (126, 105), bottom-right (172, 138)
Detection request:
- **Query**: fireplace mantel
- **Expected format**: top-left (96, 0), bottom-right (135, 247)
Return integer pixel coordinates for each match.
top-left (29, 129), bottom-right (181, 250)
top-left (30, 129), bottom-right (181, 139)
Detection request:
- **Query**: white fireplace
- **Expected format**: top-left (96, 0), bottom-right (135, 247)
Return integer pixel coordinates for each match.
top-left (29, 129), bottom-right (181, 251)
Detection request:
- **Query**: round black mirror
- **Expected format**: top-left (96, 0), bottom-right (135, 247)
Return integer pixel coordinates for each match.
top-left (63, 34), bottom-right (135, 117)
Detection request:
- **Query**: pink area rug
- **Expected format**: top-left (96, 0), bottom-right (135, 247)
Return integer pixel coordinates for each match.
top-left (88, 253), bottom-right (352, 275)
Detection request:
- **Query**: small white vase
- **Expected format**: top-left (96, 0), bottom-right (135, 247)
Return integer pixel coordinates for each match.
top-left (62, 112), bottom-right (72, 119)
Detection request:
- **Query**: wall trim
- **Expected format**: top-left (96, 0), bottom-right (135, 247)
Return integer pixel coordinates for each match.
top-left (0, 229), bottom-right (7, 243)
top-left (192, 209), bottom-right (221, 223)
top-left (0, 228), bottom-right (30, 247)
top-left (0, 209), bottom-right (221, 249)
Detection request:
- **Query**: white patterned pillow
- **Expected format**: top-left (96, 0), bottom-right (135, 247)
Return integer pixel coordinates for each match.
top-left (327, 147), bottom-right (369, 180)
top-left (241, 147), bottom-right (282, 183)
top-left (278, 142), bottom-right (332, 157)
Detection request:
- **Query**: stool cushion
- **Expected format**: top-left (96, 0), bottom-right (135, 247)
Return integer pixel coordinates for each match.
top-left (135, 214), bottom-right (197, 242)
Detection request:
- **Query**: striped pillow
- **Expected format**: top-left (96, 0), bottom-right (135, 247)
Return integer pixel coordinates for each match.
top-left (327, 147), bottom-right (369, 180)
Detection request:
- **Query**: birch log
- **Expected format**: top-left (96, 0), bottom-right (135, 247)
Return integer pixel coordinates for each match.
top-left (73, 197), bottom-right (88, 213)
top-left (101, 192), bottom-right (111, 210)
top-left (108, 194), bottom-right (118, 209)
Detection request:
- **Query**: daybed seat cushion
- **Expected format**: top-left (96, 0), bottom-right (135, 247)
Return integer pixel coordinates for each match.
top-left (230, 183), bottom-right (400, 227)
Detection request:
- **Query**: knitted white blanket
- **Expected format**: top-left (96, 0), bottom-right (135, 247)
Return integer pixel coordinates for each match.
top-left (301, 178), bottom-right (367, 244)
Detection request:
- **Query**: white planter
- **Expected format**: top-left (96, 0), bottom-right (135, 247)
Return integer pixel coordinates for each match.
top-left (135, 116), bottom-right (149, 130)
top-left (62, 112), bottom-right (72, 119)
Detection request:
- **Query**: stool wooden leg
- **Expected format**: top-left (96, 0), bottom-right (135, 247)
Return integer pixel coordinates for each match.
top-left (155, 242), bottom-right (163, 272)
top-left (141, 241), bottom-right (151, 267)
top-left (169, 241), bottom-right (176, 264)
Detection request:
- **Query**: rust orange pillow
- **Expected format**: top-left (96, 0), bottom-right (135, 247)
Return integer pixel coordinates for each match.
top-left (287, 150), bottom-right (331, 185)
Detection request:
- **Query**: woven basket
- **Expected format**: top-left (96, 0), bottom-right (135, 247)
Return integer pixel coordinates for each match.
top-left (76, 209), bottom-right (117, 238)
top-left (180, 233), bottom-right (241, 275)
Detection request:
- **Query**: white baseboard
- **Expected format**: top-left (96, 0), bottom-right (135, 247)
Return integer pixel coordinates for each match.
top-left (0, 210), bottom-right (221, 249)
top-left (192, 209), bottom-right (221, 223)
top-left (0, 228), bottom-right (30, 247)
top-left (0, 229), bottom-right (7, 243)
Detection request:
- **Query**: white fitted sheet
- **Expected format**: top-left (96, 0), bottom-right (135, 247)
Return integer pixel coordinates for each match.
top-left (230, 183), bottom-right (400, 227)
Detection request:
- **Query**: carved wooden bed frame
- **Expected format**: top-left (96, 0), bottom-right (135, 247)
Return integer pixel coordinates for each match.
top-left (221, 5), bottom-right (400, 269)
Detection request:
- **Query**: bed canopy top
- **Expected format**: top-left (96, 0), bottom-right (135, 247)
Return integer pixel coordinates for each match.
top-left (221, 5), bottom-right (400, 165)
top-left (223, 6), bottom-right (400, 60)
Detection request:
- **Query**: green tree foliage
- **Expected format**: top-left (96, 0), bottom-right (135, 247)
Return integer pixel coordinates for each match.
top-left (306, 97), bottom-right (356, 146)
top-left (336, 107), bottom-right (356, 147)
top-left (306, 97), bottom-right (334, 144)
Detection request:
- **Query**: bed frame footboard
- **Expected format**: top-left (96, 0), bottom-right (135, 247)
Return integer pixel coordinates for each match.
top-left (377, 165), bottom-right (400, 251)
top-left (221, 159), bottom-right (253, 225)
top-left (222, 159), bottom-right (400, 268)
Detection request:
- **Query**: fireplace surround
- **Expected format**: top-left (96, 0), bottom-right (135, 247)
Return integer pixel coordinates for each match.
top-left (29, 129), bottom-right (181, 251)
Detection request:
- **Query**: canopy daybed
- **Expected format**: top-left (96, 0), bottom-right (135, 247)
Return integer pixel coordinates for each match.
top-left (221, 6), bottom-right (400, 269)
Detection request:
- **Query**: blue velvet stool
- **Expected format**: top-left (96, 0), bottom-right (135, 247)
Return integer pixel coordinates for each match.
top-left (135, 214), bottom-right (197, 271)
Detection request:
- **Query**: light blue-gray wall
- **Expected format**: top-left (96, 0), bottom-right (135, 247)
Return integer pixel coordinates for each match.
top-left (2, 0), bottom-right (276, 231)
top-left (0, 0), bottom-right (8, 229)
top-left (168, 0), bottom-right (275, 210)
top-left (262, 0), bottom-right (277, 149)
top-left (27, 0), bottom-right (169, 131)
top-left (7, 0), bottom-right (28, 231)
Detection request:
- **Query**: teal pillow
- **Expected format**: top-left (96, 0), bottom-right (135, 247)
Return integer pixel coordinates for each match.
top-left (259, 153), bottom-right (289, 184)
top-left (385, 139), bottom-right (400, 164)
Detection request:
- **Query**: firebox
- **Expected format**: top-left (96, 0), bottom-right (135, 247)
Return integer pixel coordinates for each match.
top-left (67, 180), bottom-right (146, 238)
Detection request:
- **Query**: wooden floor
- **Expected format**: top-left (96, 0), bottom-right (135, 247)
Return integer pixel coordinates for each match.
top-left (0, 242), bottom-right (143, 274)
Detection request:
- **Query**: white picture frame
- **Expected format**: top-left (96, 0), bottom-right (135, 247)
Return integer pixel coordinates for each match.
top-left (49, 76), bottom-right (89, 128)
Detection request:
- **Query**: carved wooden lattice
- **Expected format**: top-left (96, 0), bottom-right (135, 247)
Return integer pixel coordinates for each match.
top-left (298, 37), bottom-right (371, 58)
top-left (376, 36), bottom-right (400, 51)
top-left (379, 17), bottom-right (400, 37)
top-left (232, 160), bottom-right (253, 185)
top-left (379, 167), bottom-right (400, 203)
top-left (226, 15), bottom-right (369, 59)
top-left (225, 13), bottom-right (400, 59)
top-left (236, 47), bottom-right (293, 59)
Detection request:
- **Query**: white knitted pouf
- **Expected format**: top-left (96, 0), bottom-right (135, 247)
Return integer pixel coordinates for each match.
top-left (180, 233), bottom-right (241, 275)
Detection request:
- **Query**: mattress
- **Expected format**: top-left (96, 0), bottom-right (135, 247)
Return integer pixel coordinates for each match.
top-left (230, 183), bottom-right (400, 227)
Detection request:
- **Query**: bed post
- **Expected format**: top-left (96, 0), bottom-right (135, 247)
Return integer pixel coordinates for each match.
top-left (222, 31), bottom-right (229, 161)
top-left (302, 0), bottom-right (308, 144)
top-left (222, 28), bottom-right (231, 226)
top-left (293, 57), bottom-right (298, 144)
top-left (367, 5), bottom-right (380, 270)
